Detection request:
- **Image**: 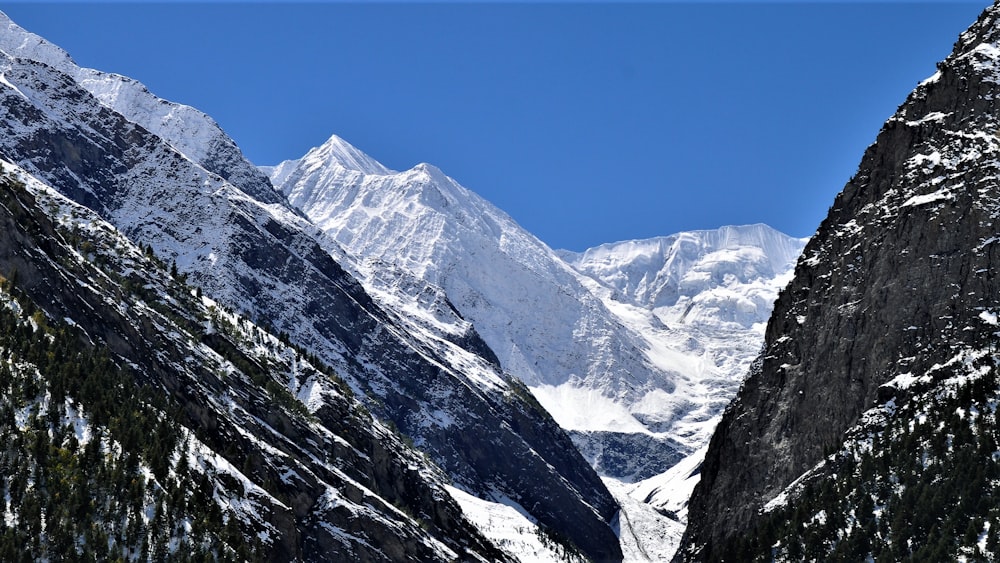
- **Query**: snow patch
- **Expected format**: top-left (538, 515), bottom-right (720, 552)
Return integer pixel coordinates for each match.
top-left (902, 188), bottom-right (954, 208)
top-left (446, 485), bottom-right (583, 563)
top-left (980, 310), bottom-right (998, 325)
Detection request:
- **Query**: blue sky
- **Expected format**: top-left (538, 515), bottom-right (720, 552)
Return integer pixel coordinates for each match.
top-left (2, 2), bottom-right (990, 250)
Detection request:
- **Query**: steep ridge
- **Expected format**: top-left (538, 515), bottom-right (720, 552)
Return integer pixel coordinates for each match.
top-left (0, 14), bottom-right (621, 561)
top-left (268, 136), bottom-right (804, 493)
top-left (679, 3), bottom-right (1000, 560)
top-left (0, 11), bottom-right (281, 205)
top-left (0, 161), bottom-right (506, 561)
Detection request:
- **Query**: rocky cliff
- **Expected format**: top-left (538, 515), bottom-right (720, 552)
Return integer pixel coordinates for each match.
top-left (679, 3), bottom-right (1000, 560)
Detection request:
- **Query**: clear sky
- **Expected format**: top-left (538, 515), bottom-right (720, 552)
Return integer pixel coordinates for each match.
top-left (2, 2), bottom-right (991, 251)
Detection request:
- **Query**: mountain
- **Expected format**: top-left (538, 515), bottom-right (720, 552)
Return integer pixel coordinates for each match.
top-left (679, 3), bottom-right (1000, 560)
top-left (0, 13), bottom-right (281, 207)
top-left (559, 225), bottom-right (807, 458)
top-left (0, 11), bottom-right (621, 561)
top-left (268, 137), bottom-right (805, 491)
top-left (0, 160), bottom-right (506, 561)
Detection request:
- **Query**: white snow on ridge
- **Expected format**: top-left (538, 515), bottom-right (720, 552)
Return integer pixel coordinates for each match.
top-left (0, 10), bottom-right (280, 205)
top-left (963, 41), bottom-right (1000, 82)
top-left (270, 134), bottom-right (393, 181)
top-left (561, 224), bottom-right (806, 318)
top-left (269, 134), bottom-right (666, 395)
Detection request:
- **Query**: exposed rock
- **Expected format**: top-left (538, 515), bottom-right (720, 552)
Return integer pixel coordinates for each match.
top-left (0, 165), bottom-right (509, 561)
top-left (679, 3), bottom-right (1000, 560)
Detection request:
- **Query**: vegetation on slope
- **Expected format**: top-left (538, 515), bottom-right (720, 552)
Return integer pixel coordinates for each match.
top-left (731, 347), bottom-right (1000, 562)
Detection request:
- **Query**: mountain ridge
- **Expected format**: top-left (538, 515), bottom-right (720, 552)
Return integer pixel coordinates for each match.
top-left (0, 158), bottom-right (510, 561)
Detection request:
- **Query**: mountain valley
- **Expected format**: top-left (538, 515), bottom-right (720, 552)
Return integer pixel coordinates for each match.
top-left (6, 3), bottom-right (999, 562)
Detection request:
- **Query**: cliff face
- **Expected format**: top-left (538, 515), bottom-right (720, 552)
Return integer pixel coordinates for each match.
top-left (680, 3), bottom-right (1000, 560)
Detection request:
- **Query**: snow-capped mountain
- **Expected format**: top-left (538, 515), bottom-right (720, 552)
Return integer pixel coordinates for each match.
top-left (267, 135), bottom-right (806, 491)
top-left (0, 13), bottom-right (281, 206)
top-left (562, 224), bottom-right (805, 325)
top-left (270, 136), bottom-right (658, 392)
top-left (559, 224), bottom-right (807, 452)
top-left (0, 11), bottom-right (621, 561)
top-left (0, 7), bottom-right (817, 560)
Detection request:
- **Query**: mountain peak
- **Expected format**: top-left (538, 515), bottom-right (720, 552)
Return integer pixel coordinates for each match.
top-left (308, 134), bottom-right (393, 176)
top-left (410, 161), bottom-right (442, 175)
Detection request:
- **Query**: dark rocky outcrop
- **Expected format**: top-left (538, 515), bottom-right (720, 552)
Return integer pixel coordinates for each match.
top-left (679, 3), bottom-right (1000, 560)
top-left (570, 430), bottom-right (687, 482)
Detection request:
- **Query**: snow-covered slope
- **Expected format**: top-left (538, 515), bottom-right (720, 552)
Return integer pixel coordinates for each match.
top-left (563, 226), bottom-right (806, 560)
top-left (0, 11), bottom-right (281, 205)
top-left (561, 224), bottom-right (805, 325)
top-left (269, 136), bottom-right (651, 393)
top-left (270, 138), bottom-right (667, 475)
top-left (267, 136), bottom-right (807, 488)
top-left (560, 225), bottom-right (808, 450)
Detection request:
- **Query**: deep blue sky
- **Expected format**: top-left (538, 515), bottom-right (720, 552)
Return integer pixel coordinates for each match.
top-left (2, 2), bottom-right (991, 250)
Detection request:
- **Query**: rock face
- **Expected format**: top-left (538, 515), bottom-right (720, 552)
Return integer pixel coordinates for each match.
top-left (0, 12), bottom-right (622, 561)
top-left (679, 3), bottom-right (1000, 560)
